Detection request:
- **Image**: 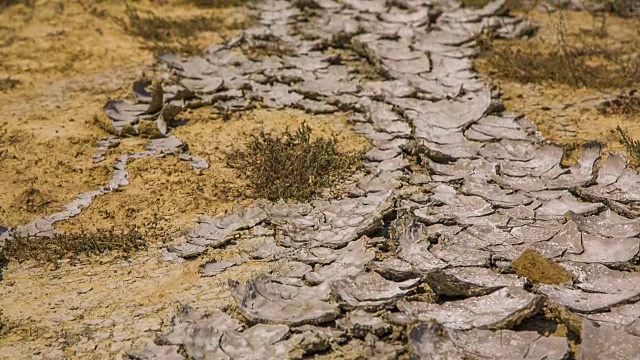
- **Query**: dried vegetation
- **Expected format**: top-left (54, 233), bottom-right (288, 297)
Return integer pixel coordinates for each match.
top-left (1, 217), bottom-right (167, 265)
top-left (481, 11), bottom-right (640, 89)
top-left (226, 123), bottom-right (363, 202)
top-left (81, 1), bottom-right (252, 56)
top-left (476, 3), bottom-right (640, 165)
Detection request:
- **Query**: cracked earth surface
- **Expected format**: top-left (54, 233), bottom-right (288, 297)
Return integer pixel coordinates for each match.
top-left (2, 0), bottom-right (640, 359)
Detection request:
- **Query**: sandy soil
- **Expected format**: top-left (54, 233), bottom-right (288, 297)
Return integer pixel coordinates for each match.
top-left (56, 108), bottom-right (370, 234)
top-left (475, 9), bottom-right (640, 162)
top-left (0, 0), bottom-right (249, 228)
top-left (0, 2), bottom-right (370, 358)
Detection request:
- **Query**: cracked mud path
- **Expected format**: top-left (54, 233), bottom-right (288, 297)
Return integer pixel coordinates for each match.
top-left (2, 0), bottom-right (640, 359)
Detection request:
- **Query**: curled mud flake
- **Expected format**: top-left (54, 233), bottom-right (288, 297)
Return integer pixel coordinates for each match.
top-left (510, 221), bottom-right (563, 244)
top-left (382, 56), bottom-right (431, 74)
top-left (182, 208), bottom-right (267, 253)
top-left (304, 238), bottom-right (375, 285)
top-left (422, 269), bottom-right (503, 299)
top-left (334, 271), bottom-right (419, 309)
top-left (511, 248), bottom-right (572, 285)
top-left (379, 8), bottom-right (430, 24)
top-left (368, 257), bottom-right (419, 282)
top-left (536, 195), bottom-right (604, 218)
top-left (562, 233), bottom-right (639, 264)
top-left (127, 342), bottom-right (184, 360)
top-left (231, 275), bottom-right (339, 326)
top-left (103, 100), bottom-right (148, 134)
top-left (179, 77), bottom-right (224, 94)
top-left (295, 77), bottom-right (359, 98)
top-left (569, 209), bottom-right (640, 239)
top-left (596, 152), bottom-right (627, 186)
top-left (409, 323), bottom-right (570, 360)
top-left (132, 79), bottom-right (154, 103)
top-left (461, 179), bottom-right (531, 208)
top-left (481, 139), bottom-right (537, 162)
top-left (157, 307), bottom-right (294, 360)
top-left (392, 211), bottom-right (447, 272)
top-left (562, 262), bottom-right (640, 296)
top-left (336, 309), bottom-right (391, 338)
top-left (430, 243), bottom-right (491, 267)
top-left (584, 302), bottom-right (640, 335)
top-left (296, 98), bottom-right (339, 114)
top-left (540, 285), bottom-right (640, 314)
top-left (579, 320), bottom-right (640, 360)
top-left (288, 325), bottom-right (347, 357)
top-left (167, 242), bottom-right (208, 259)
top-left (360, 80), bottom-right (415, 98)
top-left (398, 287), bottom-right (541, 330)
top-left (546, 142), bottom-right (601, 189)
top-left (416, 189), bottom-right (494, 223)
top-left (200, 259), bottom-right (238, 277)
top-left (492, 173), bottom-right (548, 193)
top-left (530, 220), bottom-right (583, 258)
top-left (271, 260), bottom-right (313, 278)
top-left (259, 84), bottom-right (304, 109)
top-left (442, 267), bottom-right (525, 289)
top-left (498, 144), bottom-right (564, 178)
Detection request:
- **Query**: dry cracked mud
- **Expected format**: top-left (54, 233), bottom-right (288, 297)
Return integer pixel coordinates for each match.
top-left (2, 0), bottom-right (640, 359)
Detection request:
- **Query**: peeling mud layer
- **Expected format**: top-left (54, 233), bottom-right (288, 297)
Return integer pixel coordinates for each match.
top-left (2, 0), bottom-right (640, 359)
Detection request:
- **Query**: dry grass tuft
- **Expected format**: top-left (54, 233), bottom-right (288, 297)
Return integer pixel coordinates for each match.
top-left (480, 12), bottom-right (640, 89)
top-left (107, 5), bottom-right (249, 55)
top-left (0, 77), bottom-right (20, 92)
top-left (1, 217), bottom-right (166, 265)
top-left (187, 0), bottom-right (254, 8)
top-left (599, 91), bottom-right (640, 116)
top-left (226, 123), bottom-right (363, 202)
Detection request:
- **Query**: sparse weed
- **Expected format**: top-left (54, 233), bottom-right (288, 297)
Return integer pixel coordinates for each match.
top-left (0, 122), bottom-right (7, 161)
top-left (0, 77), bottom-right (20, 91)
top-left (593, 0), bottom-right (640, 17)
top-left (110, 6), bottom-right (249, 56)
top-left (0, 0), bottom-right (35, 10)
top-left (1, 217), bottom-right (167, 265)
top-left (480, 11), bottom-right (640, 89)
top-left (599, 91), bottom-right (640, 116)
top-left (187, 0), bottom-right (253, 7)
top-left (226, 123), bottom-right (363, 202)
top-left (0, 309), bottom-right (8, 337)
top-left (460, 0), bottom-right (530, 11)
top-left (617, 125), bottom-right (640, 165)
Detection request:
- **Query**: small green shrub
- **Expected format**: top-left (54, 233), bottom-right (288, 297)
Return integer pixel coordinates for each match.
top-left (226, 123), bottom-right (362, 202)
top-left (617, 125), bottom-right (640, 165)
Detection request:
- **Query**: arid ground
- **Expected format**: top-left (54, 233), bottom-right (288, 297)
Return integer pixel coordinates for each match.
top-left (1, 0), bottom-right (640, 359)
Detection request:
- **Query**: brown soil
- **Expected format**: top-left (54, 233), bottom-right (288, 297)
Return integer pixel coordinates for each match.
top-left (511, 248), bottom-right (573, 285)
top-left (475, 9), bottom-right (640, 163)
